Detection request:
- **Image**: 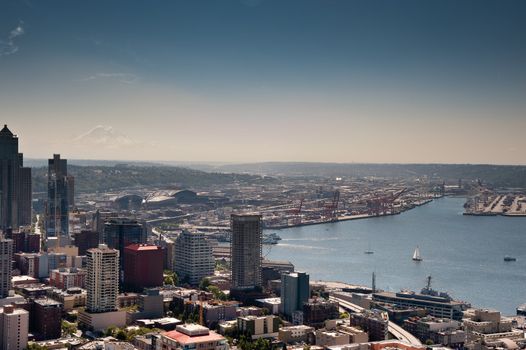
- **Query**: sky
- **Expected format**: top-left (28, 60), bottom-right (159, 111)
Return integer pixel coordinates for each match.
top-left (0, 0), bottom-right (525, 164)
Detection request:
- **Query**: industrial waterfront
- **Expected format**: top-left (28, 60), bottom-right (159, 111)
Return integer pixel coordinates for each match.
top-left (267, 197), bottom-right (526, 315)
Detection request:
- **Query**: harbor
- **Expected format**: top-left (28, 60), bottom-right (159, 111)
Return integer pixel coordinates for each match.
top-left (267, 196), bottom-right (526, 315)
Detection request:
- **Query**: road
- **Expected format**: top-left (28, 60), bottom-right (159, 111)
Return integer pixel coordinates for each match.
top-left (329, 296), bottom-right (422, 346)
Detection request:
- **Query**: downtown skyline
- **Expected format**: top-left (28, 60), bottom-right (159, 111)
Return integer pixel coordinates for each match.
top-left (1, 0), bottom-right (525, 164)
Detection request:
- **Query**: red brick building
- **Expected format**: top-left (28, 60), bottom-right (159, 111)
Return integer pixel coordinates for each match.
top-left (49, 267), bottom-right (86, 290)
top-left (123, 244), bottom-right (164, 292)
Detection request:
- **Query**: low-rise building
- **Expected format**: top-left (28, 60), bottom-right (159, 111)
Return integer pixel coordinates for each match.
top-left (47, 287), bottom-right (87, 311)
top-left (32, 298), bottom-right (63, 340)
top-left (350, 310), bottom-right (389, 341)
top-left (160, 324), bottom-right (229, 350)
top-left (50, 267), bottom-right (86, 290)
top-left (303, 299), bottom-right (340, 329)
top-left (237, 315), bottom-right (280, 339)
top-left (279, 325), bottom-right (315, 344)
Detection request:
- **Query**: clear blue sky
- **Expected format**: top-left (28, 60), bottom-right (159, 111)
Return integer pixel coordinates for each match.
top-left (1, 0), bottom-right (525, 163)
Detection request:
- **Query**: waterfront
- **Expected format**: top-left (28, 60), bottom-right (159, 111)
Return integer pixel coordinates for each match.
top-left (267, 197), bottom-right (526, 315)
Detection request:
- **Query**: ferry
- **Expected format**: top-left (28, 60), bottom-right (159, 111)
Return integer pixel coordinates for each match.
top-left (504, 256), bottom-right (517, 262)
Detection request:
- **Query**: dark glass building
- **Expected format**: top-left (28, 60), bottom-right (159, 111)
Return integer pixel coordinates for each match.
top-left (46, 154), bottom-right (72, 238)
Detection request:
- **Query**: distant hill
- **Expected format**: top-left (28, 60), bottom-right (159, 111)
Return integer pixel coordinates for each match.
top-left (31, 164), bottom-right (273, 193)
top-left (200, 162), bottom-right (526, 188)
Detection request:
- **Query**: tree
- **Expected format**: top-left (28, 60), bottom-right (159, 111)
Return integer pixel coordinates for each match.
top-left (199, 277), bottom-right (211, 291)
top-left (61, 320), bottom-right (77, 336)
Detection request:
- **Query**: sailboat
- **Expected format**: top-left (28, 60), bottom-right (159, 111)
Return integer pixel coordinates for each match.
top-left (412, 246), bottom-right (423, 261)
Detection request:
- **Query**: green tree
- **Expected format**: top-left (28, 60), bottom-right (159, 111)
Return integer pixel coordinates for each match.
top-left (199, 277), bottom-right (211, 291)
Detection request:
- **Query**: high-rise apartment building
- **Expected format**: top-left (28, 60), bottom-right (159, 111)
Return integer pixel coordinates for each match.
top-left (0, 237), bottom-right (13, 298)
top-left (230, 214), bottom-right (262, 290)
top-left (0, 305), bottom-right (29, 350)
top-left (46, 154), bottom-right (73, 238)
top-left (0, 125), bottom-right (32, 229)
top-left (86, 244), bottom-right (119, 313)
top-left (123, 244), bottom-right (164, 291)
top-left (174, 231), bottom-right (214, 286)
top-left (281, 272), bottom-right (310, 320)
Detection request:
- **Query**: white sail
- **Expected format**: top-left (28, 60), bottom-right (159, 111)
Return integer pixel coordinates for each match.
top-left (412, 246), bottom-right (422, 261)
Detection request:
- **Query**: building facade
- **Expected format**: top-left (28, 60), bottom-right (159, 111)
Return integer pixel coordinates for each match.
top-left (174, 231), bottom-right (214, 286)
top-left (85, 244), bottom-right (119, 313)
top-left (123, 244), bottom-right (164, 292)
top-left (103, 218), bottom-right (145, 268)
top-left (0, 238), bottom-right (13, 298)
top-left (50, 267), bottom-right (86, 290)
top-left (281, 272), bottom-right (310, 320)
top-left (32, 298), bottom-right (63, 340)
top-left (46, 154), bottom-right (72, 238)
top-left (73, 230), bottom-right (100, 256)
top-left (0, 305), bottom-right (29, 350)
top-left (0, 125), bottom-right (32, 230)
top-left (230, 214), bottom-right (262, 291)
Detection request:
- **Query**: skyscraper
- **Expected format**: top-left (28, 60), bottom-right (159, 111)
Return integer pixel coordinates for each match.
top-left (103, 218), bottom-right (146, 264)
top-left (0, 125), bottom-right (32, 229)
top-left (281, 272), bottom-right (310, 320)
top-left (0, 237), bottom-right (13, 299)
top-left (174, 231), bottom-right (214, 286)
top-left (85, 244), bottom-right (119, 313)
top-left (46, 154), bottom-right (73, 238)
top-left (230, 214), bottom-right (262, 291)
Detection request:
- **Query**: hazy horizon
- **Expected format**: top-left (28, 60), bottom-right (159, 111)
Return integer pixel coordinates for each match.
top-left (2, 0), bottom-right (525, 164)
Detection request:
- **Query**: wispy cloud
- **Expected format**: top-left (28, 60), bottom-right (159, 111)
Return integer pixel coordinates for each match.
top-left (0, 21), bottom-right (25, 57)
top-left (78, 72), bottom-right (139, 84)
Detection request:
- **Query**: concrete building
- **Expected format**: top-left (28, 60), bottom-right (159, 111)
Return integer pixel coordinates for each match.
top-left (230, 214), bottom-right (262, 291)
top-left (303, 299), bottom-right (340, 329)
top-left (255, 297), bottom-right (281, 315)
top-left (160, 324), bottom-right (229, 350)
top-left (279, 325), bottom-right (315, 344)
top-left (0, 125), bottom-right (32, 230)
top-left (174, 231), bottom-right (214, 286)
top-left (463, 309), bottom-right (521, 344)
top-left (403, 316), bottom-right (463, 346)
top-left (47, 287), bottom-right (87, 311)
top-left (123, 244), bottom-right (164, 292)
top-left (46, 154), bottom-right (72, 238)
top-left (315, 329), bottom-right (350, 348)
top-left (373, 291), bottom-right (466, 321)
top-left (281, 272), bottom-right (310, 320)
top-left (237, 315), bottom-right (280, 340)
top-left (324, 319), bottom-right (369, 344)
top-left (85, 244), bottom-right (119, 313)
top-left (0, 305), bottom-right (29, 350)
top-left (32, 298), bottom-right (62, 340)
top-left (49, 267), bottom-right (86, 290)
top-left (0, 237), bottom-right (13, 298)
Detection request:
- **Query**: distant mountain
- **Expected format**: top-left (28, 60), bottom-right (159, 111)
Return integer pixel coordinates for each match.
top-left (73, 125), bottom-right (135, 149)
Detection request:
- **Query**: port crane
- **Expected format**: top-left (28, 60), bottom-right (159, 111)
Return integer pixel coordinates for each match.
top-left (323, 190), bottom-right (340, 221)
top-left (367, 188), bottom-right (406, 216)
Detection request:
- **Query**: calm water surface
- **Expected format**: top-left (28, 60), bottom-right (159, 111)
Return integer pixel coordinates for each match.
top-left (267, 197), bottom-right (526, 315)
